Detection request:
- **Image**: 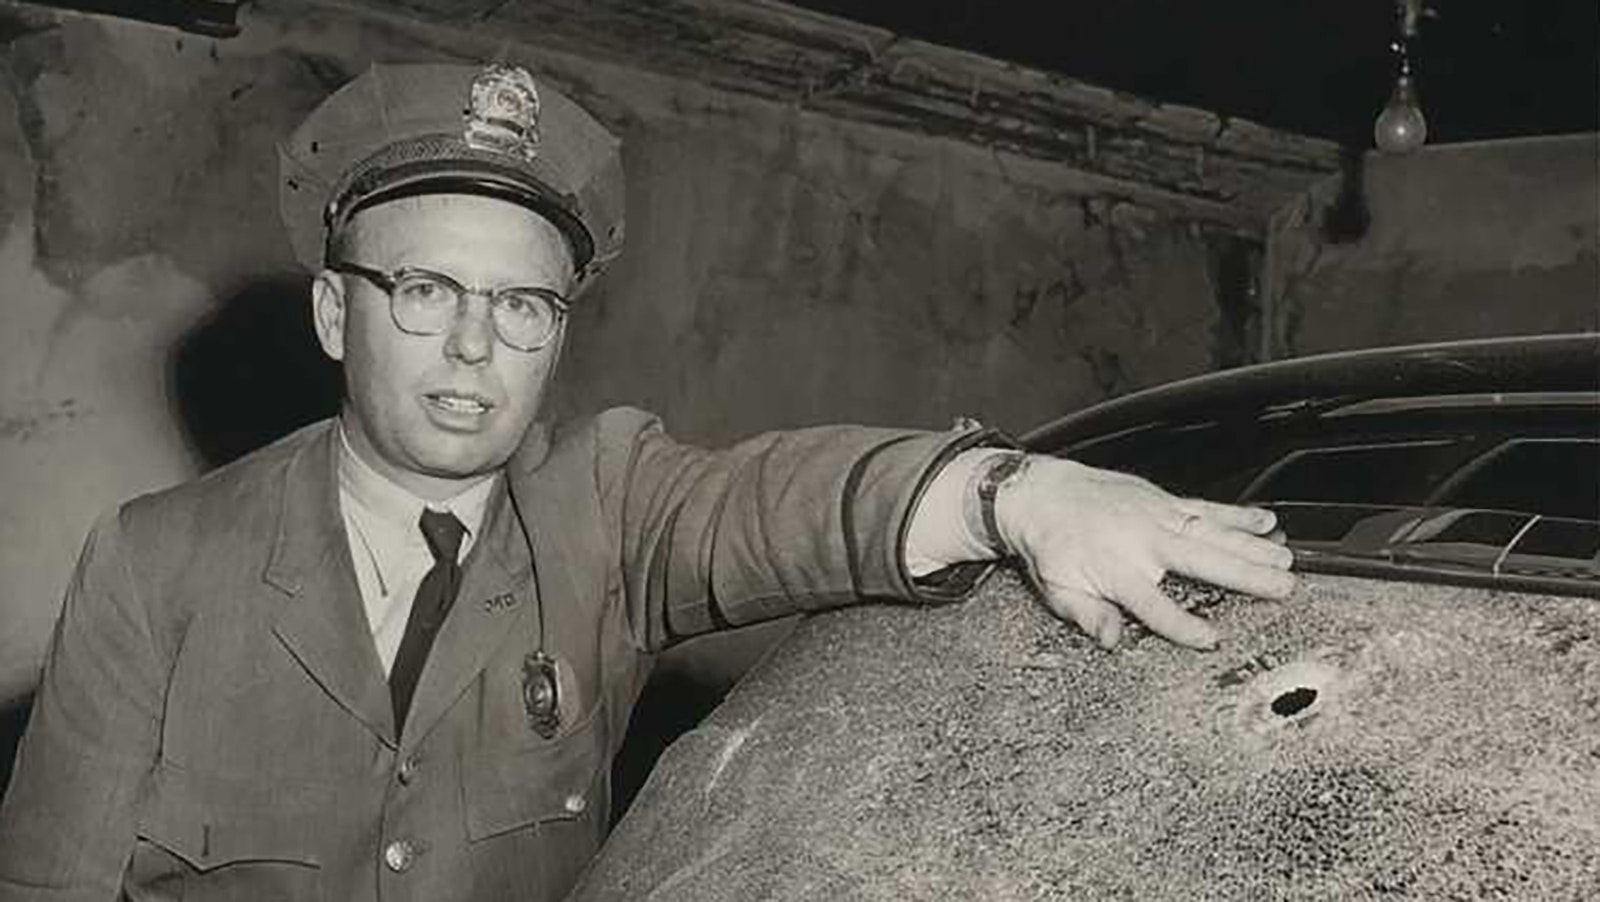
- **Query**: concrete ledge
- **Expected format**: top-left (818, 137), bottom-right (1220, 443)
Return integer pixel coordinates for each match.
top-left (318, 0), bottom-right (1341, 225)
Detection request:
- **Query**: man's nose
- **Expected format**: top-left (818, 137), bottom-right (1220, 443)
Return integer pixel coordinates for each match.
top-left (444, 295), bottom-right (496, 364)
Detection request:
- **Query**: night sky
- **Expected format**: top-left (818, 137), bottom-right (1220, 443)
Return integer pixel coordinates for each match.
top-left (790, 0), bottom-right (1600, 147)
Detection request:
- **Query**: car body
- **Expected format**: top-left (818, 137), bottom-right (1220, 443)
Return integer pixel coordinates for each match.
top-left (1027, 332), bottom-right (1600, 599)
top-left (573, 334), bottom-right (1600, 901)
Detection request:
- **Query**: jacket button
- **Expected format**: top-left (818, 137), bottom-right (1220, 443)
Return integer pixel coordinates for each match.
top-left (384, 840), bottom-right (417, 873)
top-left (564, 793), bottom-right (587, 815)
top-left (397, 755), bottom-right (420, 785)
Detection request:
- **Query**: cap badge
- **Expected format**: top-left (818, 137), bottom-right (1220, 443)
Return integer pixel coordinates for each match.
top-left (464, 64), bottom-right (541, 161)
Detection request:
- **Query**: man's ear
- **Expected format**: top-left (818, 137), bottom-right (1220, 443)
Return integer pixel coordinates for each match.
top-left (311, 271), bottom-right (347, 362)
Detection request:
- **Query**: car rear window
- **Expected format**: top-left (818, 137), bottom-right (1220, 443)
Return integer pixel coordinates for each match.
top-left (1243, 437), bottom-right (1599, 524)
top-left (1242, 440), bottom-right (1461, 506)
top-left (1433, 438), bottom-right (1600, 521)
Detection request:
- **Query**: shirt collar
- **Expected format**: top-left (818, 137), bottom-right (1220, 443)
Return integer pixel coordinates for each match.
top-left (336, 418), bottom-right (498, 542)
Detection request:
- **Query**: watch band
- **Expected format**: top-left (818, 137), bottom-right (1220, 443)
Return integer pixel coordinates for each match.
top-left (974, 450), bottom-right (1030, 557)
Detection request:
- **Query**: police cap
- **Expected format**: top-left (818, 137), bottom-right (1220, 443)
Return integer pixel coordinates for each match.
top-left (278, 62), bottom-right (624, 284)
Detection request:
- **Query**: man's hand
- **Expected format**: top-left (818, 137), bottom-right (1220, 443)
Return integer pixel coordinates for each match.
top-left (994, 456), bottom-right (1296, 650)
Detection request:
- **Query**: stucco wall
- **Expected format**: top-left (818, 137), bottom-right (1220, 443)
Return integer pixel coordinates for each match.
top-left (1264, 134), bottom-right (1599, 357)
top-left (0, 2), bottom-right (1242, 707)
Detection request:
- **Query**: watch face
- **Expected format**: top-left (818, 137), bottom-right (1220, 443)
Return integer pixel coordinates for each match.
top-left (522, 652), bottom-right (561, 739)
top-left (986, 451), bottom-right (1031, 487)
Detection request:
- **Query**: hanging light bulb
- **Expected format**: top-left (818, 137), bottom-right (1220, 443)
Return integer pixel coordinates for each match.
top-left (1374, 0), bottom-right (1429, 154)
top-left (1375, 68), bottom-right (1428, 153)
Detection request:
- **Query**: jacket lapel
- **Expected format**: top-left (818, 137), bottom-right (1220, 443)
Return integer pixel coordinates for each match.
top-left (264, 424), bottom-right (397, 746)
top-left (399, 482), bottom-right (535, 749)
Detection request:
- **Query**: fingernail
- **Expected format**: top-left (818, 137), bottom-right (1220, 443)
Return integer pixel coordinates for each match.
top-left (1094, 620), bottom-right (1114, 649)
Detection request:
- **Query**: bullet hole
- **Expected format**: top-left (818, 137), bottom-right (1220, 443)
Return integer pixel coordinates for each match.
top-left (1271, 686), bottom-right (1318, 717)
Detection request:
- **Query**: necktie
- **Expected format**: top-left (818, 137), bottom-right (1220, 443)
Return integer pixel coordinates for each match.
top-left (389, 508), bottom-right (466, 733)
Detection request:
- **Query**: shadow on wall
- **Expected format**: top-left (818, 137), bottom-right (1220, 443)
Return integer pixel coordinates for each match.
top-left (171, 275), bottom-right (344, 470)
top-left (1320, 147), bottom-right (1372, 246)
top-left (0, 699), bottom-right (30, 804)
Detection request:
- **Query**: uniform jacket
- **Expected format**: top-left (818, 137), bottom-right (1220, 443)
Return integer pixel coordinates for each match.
top-left (0, 407), bottom-right (986, 901)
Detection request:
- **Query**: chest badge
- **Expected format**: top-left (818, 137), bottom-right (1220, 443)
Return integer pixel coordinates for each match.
top-left (522, 651), bottom-right (562, 739)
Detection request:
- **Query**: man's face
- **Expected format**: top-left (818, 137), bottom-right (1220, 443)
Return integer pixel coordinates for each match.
top-left (311, 193), bottom-right (574, 498)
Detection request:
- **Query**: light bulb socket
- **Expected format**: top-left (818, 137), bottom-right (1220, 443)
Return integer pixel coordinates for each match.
top-left (1398, 0), bottom-right (1423, 38)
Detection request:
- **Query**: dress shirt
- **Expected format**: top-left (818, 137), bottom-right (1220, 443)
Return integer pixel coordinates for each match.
top-left (336, 422), bottom-right (497, 675)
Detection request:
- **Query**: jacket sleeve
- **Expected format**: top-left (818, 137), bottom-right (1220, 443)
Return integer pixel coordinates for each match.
top-left (0, 510), bottom-right (165, 900)
top-left (588, 407), bottom-right (999, 651)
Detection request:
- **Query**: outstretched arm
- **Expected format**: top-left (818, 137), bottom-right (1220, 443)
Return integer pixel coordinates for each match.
top-left (582, 408), bottom-right (997, 651)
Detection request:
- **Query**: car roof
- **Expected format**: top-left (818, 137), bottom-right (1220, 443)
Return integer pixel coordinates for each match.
top-left (1022, 333), bottom-right (1600, 598)
top-left (1024, 333), bottom-right (1600, 451)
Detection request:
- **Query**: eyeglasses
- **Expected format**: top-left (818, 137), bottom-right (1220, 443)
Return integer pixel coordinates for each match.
top-left (329, 260), bottom-right (570, 352)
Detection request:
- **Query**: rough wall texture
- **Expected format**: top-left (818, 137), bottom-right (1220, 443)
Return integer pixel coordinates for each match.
top-left (1264, 134), bottom-right (1599, 358)
top-left (0, 1), bottom-right (1242, 706)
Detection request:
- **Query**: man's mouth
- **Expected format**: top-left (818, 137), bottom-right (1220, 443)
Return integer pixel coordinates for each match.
top-left (424, 391), bottom-right (495, 416)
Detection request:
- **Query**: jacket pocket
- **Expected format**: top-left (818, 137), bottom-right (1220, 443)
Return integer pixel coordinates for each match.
top-left (461, 699), bottom-right (608, 842)
top-left (129, 763), bottom-right (322, 899)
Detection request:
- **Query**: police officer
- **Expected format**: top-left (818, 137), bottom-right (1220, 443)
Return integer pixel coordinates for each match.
top-left (0, 62), bottom-right (1293, 900)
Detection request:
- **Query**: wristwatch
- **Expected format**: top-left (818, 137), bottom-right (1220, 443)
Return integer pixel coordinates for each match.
top-left (971, 450), bottom-right (1030, 558)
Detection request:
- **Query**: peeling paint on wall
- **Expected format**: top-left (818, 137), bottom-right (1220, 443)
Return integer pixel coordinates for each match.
top-left (0, 215), bottom-right (207, 704)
